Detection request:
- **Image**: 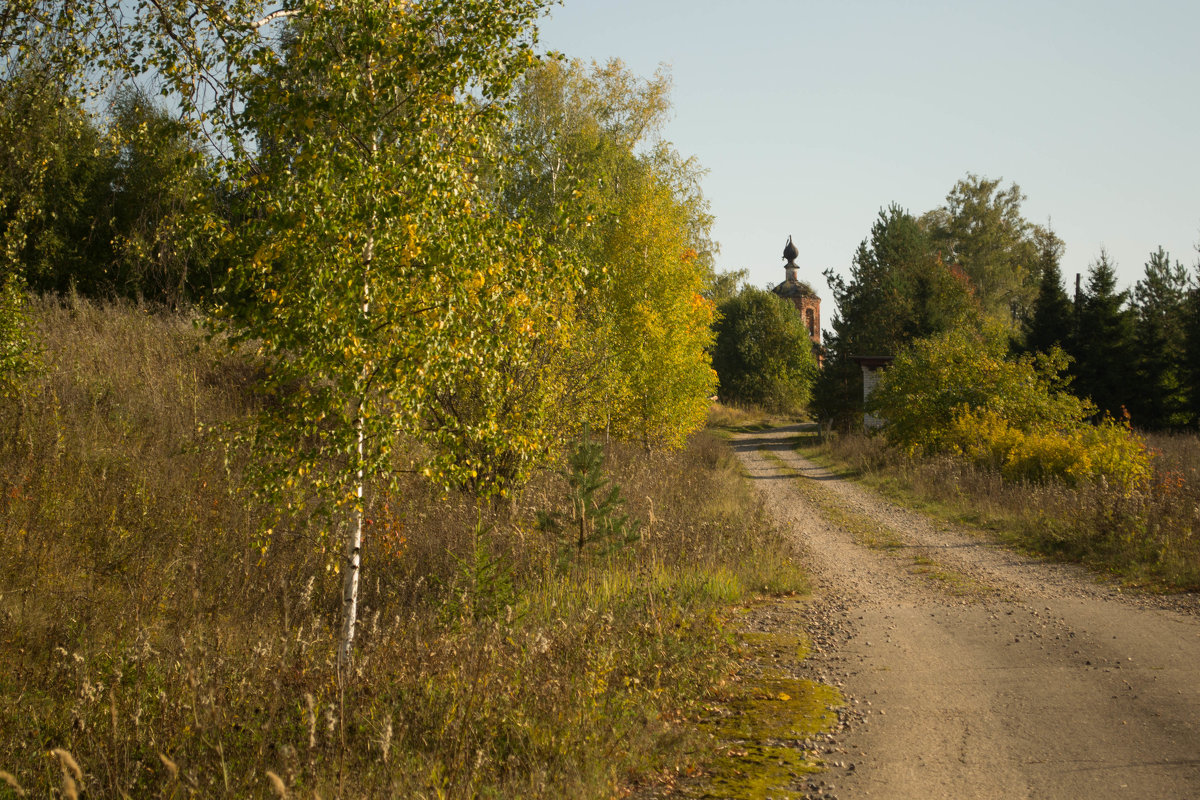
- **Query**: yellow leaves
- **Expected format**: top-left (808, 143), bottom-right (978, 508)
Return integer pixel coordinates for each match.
top-left (252, 242), bottom-right (277, 268)
top-left (945, 406), bottom-right (1151, 492)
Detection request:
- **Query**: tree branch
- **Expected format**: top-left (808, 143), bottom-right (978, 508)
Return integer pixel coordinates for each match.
top-left (251, 9), bottom-right (300, 29)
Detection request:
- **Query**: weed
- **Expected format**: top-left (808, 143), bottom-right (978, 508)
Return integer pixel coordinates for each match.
top-left (800, 429), bottom-right (1200, 591)
top-left (0, 299), bottom-right (809, 798)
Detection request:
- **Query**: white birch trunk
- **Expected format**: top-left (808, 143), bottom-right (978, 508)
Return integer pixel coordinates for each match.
top-left (339, 267), bottom-right (370, 668)
top-left (339, 123), bottom-right (378, 667)
top-left (338, 406), bottom-right (366, 668)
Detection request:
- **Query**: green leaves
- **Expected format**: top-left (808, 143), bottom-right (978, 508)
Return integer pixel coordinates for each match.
top-left (712, 288), bottom-right (817, 415)
top-left (870, 324), bottom-right (1151, 491)
top-left (194, 0), bottom-right (561, 502)
top-left (869, 325), bottom-right (1089, 456)
top-left (815, 204), bottom-right (979, 427)
top-left (921, 174), bottom-right (1044, 323)
top-left (0, 272), bottom-right (37, 400)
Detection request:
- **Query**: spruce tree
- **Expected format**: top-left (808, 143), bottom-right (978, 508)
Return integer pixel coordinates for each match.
top-left (814, 205), bottom-right (978, 428)
top-left (1073, 250), bottom-right (1136, 419)
top-left (1023, 228), bottom-right (1073, 354)
top-left (1130, 247), bottom-right (1189, 428)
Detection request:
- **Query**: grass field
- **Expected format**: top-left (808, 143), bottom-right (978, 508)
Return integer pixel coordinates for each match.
top-left (0, 299), bottom-right (807, 799)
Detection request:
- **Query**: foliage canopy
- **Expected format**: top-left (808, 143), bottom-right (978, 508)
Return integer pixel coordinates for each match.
top-left (712, 287), bottom-right (817, 415)
top-left (815, 204), bottom-right (978, 427)
top-left (501, 58), bottom-right (718, 448)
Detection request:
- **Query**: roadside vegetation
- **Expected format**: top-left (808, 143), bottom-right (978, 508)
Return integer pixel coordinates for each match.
top-left (797, 171), bottom-right (1200, 593)
top-left (799, 429), bottom-right (1200, 591)
top-left (0, 2), bottom-right (812, 795)
top-left (0, 300), bottom-right (806, 797)
top-left (868, 325), bottom-right (1151, 492)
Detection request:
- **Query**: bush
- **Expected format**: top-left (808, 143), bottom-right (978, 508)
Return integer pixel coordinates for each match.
top-left (870, 325), bottom-right (1150, 490)
top-left (947, 407), bottom-right (1151, 492)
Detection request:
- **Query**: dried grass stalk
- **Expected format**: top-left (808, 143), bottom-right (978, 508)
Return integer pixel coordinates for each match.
top-left (159, 752), bottom-right (179, 780)
top-left (266, 770), bottom-right (288, 798)
top-left (0, 770), bottom-right (26, 796)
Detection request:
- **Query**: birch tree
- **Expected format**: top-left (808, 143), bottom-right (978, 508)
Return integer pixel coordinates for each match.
top-left (501, 59), bottom-right (718, 449)
top-left (921, 174), bottom-right (1044, 322)
top-left (7, 0), bottom-right (558, 666)
top-left (224, 1), bottom-right (557, 667)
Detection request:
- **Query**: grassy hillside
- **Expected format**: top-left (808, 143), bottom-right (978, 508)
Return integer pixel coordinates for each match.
top-left (0, 298), bottom-right (805, 799)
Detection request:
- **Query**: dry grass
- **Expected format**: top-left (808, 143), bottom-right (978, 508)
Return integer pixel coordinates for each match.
top-left (800, 430), bottom-right (1200, 591)
top-left (0, 298), bottom-right (806, 798)
top-left (705, 402), bottom-right (794, 433)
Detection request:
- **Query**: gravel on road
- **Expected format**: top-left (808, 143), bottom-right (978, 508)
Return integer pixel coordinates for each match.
top-left (732, 425), bottom-right (1200, 800)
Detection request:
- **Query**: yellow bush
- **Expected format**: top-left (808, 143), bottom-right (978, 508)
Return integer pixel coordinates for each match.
top-left (944, 407), bottom-right (1150, 493)
top-left (873, 328), bottom-right (1150, 493)
top-left (1078, 417), bottom-right (1152, 493)
top-left (1003, 427), bottom-right (1093, 486)
top-left (945, 407), bottom-right (1021, 472)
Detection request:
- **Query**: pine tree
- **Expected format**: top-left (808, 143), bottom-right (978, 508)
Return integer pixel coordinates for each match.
top-left (1179, 256), bottom-right (1200, 426)
top-left (1073, 250), bottom-right (1136, 419)
top-left (814, 205), bottom-right (978, 428)
top-left (1130, 247), bottom-right (1189, 428)
top-left (1023, 228), bottom-right (1073, 355)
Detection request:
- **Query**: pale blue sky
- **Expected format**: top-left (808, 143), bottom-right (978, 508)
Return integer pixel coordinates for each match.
top-left (536, 0), bottom-right (1200, 307)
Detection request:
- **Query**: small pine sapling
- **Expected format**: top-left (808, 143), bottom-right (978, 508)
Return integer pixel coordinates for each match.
top-left (538, 425), bottom-right (641, 558)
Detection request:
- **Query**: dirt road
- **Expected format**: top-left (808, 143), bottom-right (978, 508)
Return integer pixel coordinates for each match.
top-left (732, 425), bottom-right (1200, 800)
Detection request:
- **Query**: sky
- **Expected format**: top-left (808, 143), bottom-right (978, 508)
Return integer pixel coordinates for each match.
top-left (535, 0), bottom-right (1200, 308)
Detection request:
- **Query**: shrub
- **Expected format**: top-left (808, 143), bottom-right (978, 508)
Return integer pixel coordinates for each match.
top-left (947, 407), bottom-right (1151, 492)
top-left (870, 325), bottom-right (1150, 490)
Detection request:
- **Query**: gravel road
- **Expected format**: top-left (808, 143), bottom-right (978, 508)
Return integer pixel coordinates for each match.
top-left (732, 425), bottom-right (1200, 800)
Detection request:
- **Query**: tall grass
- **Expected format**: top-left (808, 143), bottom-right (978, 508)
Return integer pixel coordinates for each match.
top-left (0, 298), bottom-right (805, 798)
top-left (802, 430), bottom-right (1200, 590)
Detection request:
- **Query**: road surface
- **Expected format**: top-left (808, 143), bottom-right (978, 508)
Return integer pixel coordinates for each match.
top-left (731, 425), bottom-right (1200, 800)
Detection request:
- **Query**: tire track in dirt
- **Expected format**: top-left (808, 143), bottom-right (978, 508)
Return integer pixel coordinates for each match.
top-left (732, 424), bottom-right (1200, 800)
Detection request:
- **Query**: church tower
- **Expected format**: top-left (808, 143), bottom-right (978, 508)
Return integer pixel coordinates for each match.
top-left (771, 235), bottom-right (821, 361)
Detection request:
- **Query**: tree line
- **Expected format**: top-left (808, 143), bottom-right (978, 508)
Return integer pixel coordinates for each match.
top-left (1, 0), bottom-right (718, 662)
top-left (809, 174), bottom-right (1200, 433)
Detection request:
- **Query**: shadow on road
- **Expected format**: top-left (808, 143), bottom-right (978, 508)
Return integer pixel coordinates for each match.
top-left (728, 423), bottom-right (845, 482)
